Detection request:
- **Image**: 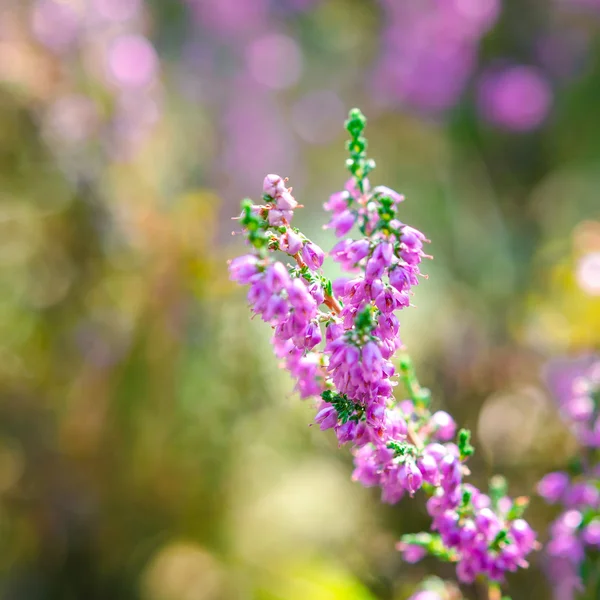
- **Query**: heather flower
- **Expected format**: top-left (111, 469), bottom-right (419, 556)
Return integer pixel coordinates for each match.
top-left (280, 229), bottom-right (303, 255)
top-left (327, 209), bottom-right (356, 237)
top-left (268, 208), bottom-right (292, 227)
top-left (323, 190), bottom-right (350, 213)
top-left (430, 411), bottom-right (457, 442)
top-left (389, 264), bottom-right (419, 292)
top-left (229, 254), bottom-right (260, 284)
top-left (301, 241), bottom-right (324, 270)
top-left (263, 173), bottom-right (287, 197)
top-left (275, 190), bottom-right (298, 211)
top-left (229, 109), bottom-right (535, 597)
top-left (315, 405), bottom-right (337, 430)
top-left (401, 459), bottom-right (424, 496)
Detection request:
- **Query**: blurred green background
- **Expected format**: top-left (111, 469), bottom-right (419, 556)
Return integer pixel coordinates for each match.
top-left (0, 1), bottom-right (598, 599)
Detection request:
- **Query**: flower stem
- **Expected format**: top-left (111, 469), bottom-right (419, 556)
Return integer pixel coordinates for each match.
top-left (398, 354), bottom-right (430, 412)
top-left (407, 422), bottom-right (424, 451)
top-left (488, 583), bottom-right (502, 600)
top-left (292, 251), bottom-right (342, 315)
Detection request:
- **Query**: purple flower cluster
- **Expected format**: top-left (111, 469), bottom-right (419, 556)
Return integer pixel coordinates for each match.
top-left (318, 175), bottom-right (427, 440)
top-left (380, 422), bottom-right (537, 583)
top-left (229, 176), bottom-right (329, 400)
top-left (425, 481), bottom-right (535, 583)
top-left (369, 0), bottom-right (567, 131)
top-left (539, 359), bottom-right (600, 599)
top-left (553, 360), bottom-right (600, 447)
top-left (228, 109), bottom-right (536, 593)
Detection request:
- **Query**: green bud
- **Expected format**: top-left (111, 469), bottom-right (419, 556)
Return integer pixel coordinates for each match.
top-left (355, 306), bottom-right (375, 332)
top-left (321, 390), bottom-right (334, 403)
top-left (458, 429), bottom-right (475, 460)
top-left (398, 355), bottom-right (412, 372)
top-left (490, 529), bottom-right (509, 551)
top-left (506, 496), bottom-right (530, 521)
top-left (462, 489), bottom-right (473, 507)
top-left (489, 475), bottom-right (508, 511)
top-left (387, 441), bottom-right (413, 457)
top-left (416, 388), bottom-right (431, 408)
top-left (345, 108), bottom-right (366, 134)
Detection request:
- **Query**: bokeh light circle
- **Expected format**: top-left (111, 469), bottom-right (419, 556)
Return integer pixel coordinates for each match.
top-left (246, 34), bottom-right (303, 90)
top-left (107, 34), bottom-right (158, 90)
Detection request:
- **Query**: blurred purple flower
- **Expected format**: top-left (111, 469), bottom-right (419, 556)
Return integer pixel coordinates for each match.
top-left (538, 472), bottom-right (570, 504)
top-left (372, 0), bottom-right (501, 113)
top-left (477, 65), bottom-right (553, 131)
top-left (543, 355), bottom-right (599, 410)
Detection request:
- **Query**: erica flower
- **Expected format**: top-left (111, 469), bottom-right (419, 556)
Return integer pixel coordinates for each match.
top-left (229, 109), bottom-right (536, 595)
top-left (302, 241), bottom-right (325, 270)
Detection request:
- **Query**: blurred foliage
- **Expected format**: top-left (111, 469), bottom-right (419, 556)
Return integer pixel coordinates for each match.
top-left (0, 1), bottom-right (598, 599)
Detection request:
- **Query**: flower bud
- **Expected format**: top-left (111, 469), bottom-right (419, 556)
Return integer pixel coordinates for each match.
top-left (418, 452), bottom-right (440, 485)
top-left (276, 190), bottom-right (298, 211)
top-left (302, 242), bottom-right (325, 271)
top-left (263, 174), bottom-right (286, 197)
top-left (335, 420), bottom-right (357, 444)
top-left (228, 254), bottom-right (259, 284)
top-left (431, 411), bottom-right (457, 442)
top-left (400, 459), bottom-right (423, 496)
top-left (314, 406), bottom-right (337, 430)
top-left (280, 229), bottom-right (303, 255)
top-left (329, 210), bottom-right (355, 237)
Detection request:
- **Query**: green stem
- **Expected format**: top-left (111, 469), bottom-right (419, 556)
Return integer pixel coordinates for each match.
top-left (488, 583), bottom-right (501, 600)
top-left (398, 354), bottom-right (431, 413)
